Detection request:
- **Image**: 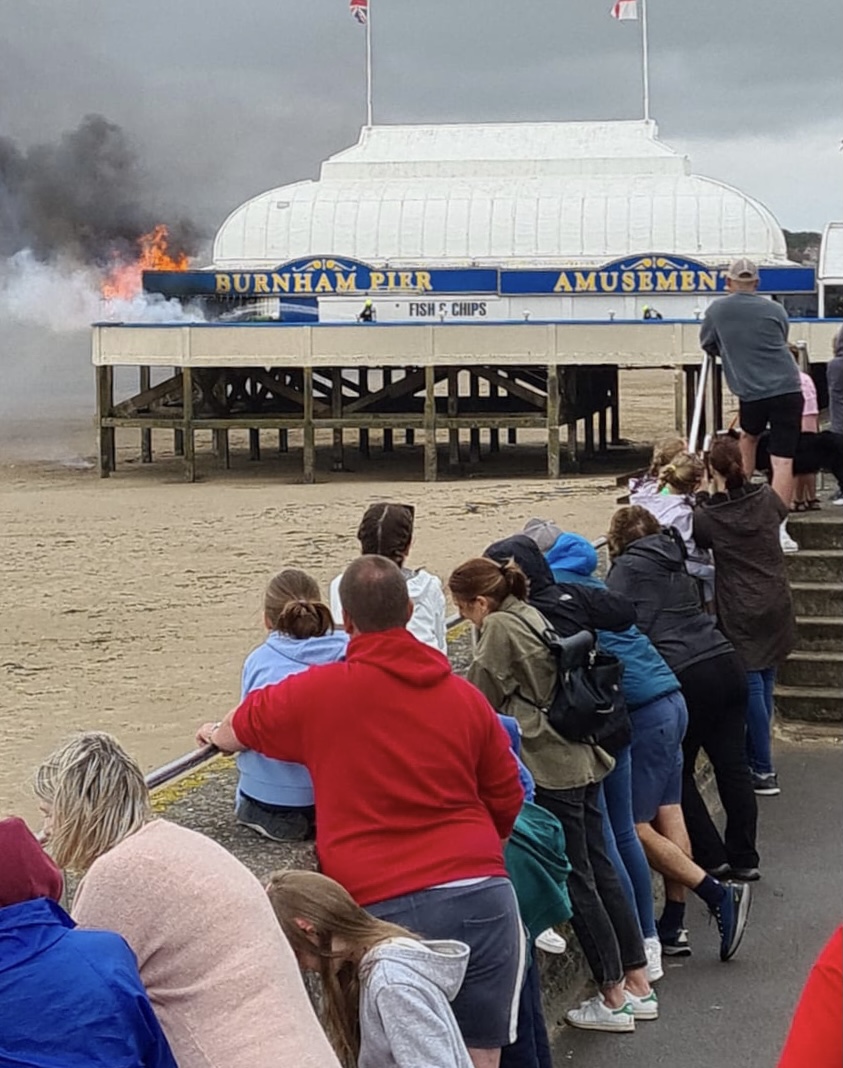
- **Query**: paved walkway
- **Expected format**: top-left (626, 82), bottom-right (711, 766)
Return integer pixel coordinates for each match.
top-left (553, 740), bottom-right (842, 1066)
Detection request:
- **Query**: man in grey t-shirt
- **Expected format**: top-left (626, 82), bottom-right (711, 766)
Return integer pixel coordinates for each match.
top-left (700, 258), bottom-right (803, 516)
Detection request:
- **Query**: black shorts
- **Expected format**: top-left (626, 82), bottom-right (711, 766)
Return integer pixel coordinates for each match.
top-left (739, 391), bottom-right (804, 459)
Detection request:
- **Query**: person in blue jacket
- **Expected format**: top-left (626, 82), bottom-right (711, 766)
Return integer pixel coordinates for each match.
top-left (0, 816), bottom-right (177, 1068)
top-left (523, 519), bottom-right (687, 979)
top-left (235, 568), bottom-right (349, 842)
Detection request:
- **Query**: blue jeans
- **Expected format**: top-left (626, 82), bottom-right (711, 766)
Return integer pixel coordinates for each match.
top-left (746, 667), bottom-right (776, 775)
top-left (600, 745), bottom-right (658, 940)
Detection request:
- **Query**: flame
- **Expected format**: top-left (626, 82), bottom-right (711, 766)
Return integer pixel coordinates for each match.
top-left (101, 224), bottom-right (190, 301)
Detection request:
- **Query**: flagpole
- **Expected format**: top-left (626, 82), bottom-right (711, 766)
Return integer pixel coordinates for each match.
top-left (641, 0), bottom-right (651, 121)
top-left (366, 0), bottom-right (373, 126)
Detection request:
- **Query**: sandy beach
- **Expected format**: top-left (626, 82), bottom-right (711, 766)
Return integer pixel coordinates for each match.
top-left (0, 368), bottom-right (691, 823)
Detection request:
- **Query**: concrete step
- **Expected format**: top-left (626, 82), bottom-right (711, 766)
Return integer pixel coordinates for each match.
top-left (775, 685), bottom-right (843, 724)
top-left (786, 549), bottom-right (843, 584)
top-left (790, 582), bottom-right (843, 617)
top-left (793, 615), bottom-right (843, 652)
top-left (778, 650), bottom-right (843, 689)
top-left (789, 512), bottom-right (843, 551)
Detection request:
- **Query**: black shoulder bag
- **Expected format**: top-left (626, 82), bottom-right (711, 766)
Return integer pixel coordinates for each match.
top-left (509, 613), bottom-right (631, 750)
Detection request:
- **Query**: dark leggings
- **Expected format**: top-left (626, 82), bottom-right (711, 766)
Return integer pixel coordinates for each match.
top-left (500, 950), bottom-right (552, 1068)
top-left (535, 781), bottom-right (646, 988)
top-left (678, 653), bottom-right (759, 871)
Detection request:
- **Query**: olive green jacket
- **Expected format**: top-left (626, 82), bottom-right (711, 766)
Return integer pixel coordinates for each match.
top-left (466, 596), bottom-right (613, 792)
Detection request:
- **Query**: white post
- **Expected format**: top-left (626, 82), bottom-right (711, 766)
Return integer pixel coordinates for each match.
top-left (366, 0), bottom-right (374, 127)
top-left (641, 0), bottom-right (651, 121)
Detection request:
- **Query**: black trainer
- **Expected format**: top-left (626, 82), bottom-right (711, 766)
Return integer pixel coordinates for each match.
top-left (661, 928), bottom-right (692, 957)
top-left (711, 882), bottom-right (752, 961)
top-left (730, 867), bottom-right (761, 882)
top-left (707, 863), bottom-right (731, 879)
top-left (752, 772), bottom-right (780, 796)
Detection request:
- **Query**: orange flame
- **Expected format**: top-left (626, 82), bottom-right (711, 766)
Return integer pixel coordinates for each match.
top-left (101, 224), bottom-right (190, 301)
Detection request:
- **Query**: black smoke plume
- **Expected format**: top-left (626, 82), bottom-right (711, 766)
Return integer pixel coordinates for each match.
top-left (0, 114), bottom-right (203, 264)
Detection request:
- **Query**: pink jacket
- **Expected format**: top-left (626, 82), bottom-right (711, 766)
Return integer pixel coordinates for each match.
top-left (73, 819), bottom-right (339, 1068)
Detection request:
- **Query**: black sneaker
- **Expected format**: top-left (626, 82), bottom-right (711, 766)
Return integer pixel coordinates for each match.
top-left (752, 772), bottom-right (780, 796)
top-left (236, 797), bottom-right (314, 842)
top-left (661, 928), bottom-right (692, 957)
top-left (729, 867), bottom-right (761, 882)
top-left (707, 863), bottom-right (732, 879)
top-left (711, 882), bottom-right (752, 961)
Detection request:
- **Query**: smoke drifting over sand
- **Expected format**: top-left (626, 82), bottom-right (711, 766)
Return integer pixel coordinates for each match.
top-left (0, 115), bottom-right (208, 459)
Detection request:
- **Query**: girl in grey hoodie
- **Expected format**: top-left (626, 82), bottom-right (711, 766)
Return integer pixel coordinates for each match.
top-left (267, 870), bottom-right (473, 1068)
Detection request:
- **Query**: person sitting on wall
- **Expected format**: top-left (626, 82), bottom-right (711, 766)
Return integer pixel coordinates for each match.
top-left (357, 299), bottom-right (376, 322)
top-left (642, 306), bottom-right (663, 320)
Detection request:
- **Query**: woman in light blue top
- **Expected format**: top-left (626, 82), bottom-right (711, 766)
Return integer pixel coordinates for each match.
top-left (236, 569), bottom-right (348, 842)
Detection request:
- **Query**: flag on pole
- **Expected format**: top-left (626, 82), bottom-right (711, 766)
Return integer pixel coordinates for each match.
top-left (350, 0), bottom-right (368, 24)
top-left (611, 0), bottom-right (638, 19)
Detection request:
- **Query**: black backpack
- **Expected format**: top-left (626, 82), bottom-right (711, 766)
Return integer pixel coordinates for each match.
top-left (510, 613), bottom-right (631, 751)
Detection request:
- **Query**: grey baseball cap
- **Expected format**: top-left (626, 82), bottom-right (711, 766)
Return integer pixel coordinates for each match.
top-left (726, 257), bottom-right (760, 282)
top-left (523, 517), bottom-right (564, 552)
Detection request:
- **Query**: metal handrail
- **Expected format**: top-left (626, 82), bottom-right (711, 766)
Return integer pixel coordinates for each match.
top-left (140, 535), bottom-right (612, 792)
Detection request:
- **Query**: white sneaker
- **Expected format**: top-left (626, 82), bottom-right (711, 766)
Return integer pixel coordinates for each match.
top-left (779, 521), bottom-right (799, 554)
top-left (643, 936), bottom-right (664, 982)
top-left (566, 994), bottom-right (635, 1033)
top-left (535, 928), bottom-right (567, 954)
top-left (624, 988), bottom-right (659, 1020)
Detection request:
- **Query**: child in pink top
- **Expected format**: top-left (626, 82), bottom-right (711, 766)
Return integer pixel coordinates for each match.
top-left (791, 347), bottom-right (820, 510)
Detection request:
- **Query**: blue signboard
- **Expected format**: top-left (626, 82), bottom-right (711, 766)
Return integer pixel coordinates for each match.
top-left (500, 255), bottom-right (815, 295)
top-left (144, 253), bottom-right (815, 300)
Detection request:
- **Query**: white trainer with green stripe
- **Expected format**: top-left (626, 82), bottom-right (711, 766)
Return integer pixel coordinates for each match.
top-left (566, 994), bottom-right (636, 1032)
top-left (624, 988), bottom-right (660, 1020)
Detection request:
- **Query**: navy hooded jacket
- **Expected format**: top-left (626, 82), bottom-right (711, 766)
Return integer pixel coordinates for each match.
top-left (0, 897), bottom-right (177, 1068)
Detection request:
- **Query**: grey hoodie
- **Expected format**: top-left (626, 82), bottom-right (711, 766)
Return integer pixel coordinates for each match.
top-left (358, 938), bottom-right (473, 1068)
top-left (829, 328), bottom-right (843, 435)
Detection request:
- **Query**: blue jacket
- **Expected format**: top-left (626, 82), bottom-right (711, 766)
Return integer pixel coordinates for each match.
top-left (237, 630), bottom-right (349, 806)
top-left (0, 897), bottom-right (177, 1068)
top-left (544, 533), bottom-right (679, 711)
top-left (499, 714), bottom-right (536, 803)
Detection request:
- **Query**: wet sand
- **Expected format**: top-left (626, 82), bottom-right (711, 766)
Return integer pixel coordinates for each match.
top-left (0, 368), bottom-right (684, 822)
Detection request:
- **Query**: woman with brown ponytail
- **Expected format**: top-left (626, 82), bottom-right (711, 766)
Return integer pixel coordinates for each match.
top-left (329, 503), bottom-right (447, 653)
top-left (236, 570), bottom-right (349, 841)
top-left (693, 435), bottom-right (796, 797)
top-left (448, 556), bottom-right (657, 1036)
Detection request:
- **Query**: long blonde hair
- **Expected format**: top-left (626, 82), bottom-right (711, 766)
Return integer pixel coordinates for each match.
top-left (657, 451), bottom-right (704, 495)
top-left (34, 732), bottom-right (150, 873)
top-left (266, 870), bottom-right (418, 1067)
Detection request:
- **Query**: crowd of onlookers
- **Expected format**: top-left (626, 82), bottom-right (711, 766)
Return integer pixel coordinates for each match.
top-left (2, 266), bottom-right (841, 1068)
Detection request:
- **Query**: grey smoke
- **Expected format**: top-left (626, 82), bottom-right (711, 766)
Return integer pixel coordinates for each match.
top-left (0, 114), bottom-right (204, 264)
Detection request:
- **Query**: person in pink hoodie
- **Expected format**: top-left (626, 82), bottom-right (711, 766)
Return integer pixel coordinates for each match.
top-left (35, 731), bottom-right (341, 1068)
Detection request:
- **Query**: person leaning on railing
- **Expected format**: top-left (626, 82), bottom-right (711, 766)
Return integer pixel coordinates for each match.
top-left (34, 732), bottom-right (342, 1068)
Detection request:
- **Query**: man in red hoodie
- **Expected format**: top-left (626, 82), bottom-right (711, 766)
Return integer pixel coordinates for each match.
top-left (199, 555), bottom-right (525, 1068)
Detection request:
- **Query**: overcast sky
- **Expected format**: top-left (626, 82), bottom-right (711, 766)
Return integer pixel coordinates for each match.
top-left (1, 0), bottom-right (841, 240)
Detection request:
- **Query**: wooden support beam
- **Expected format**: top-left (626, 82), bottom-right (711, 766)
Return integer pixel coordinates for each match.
top-left (331, 368), bottom-right (344, 471)
top-left (447, 368), bottom-right (460, 466)
top-left (182, 368), bottom-right (196, 483)
top-left (674, 368), bottom-right (685, 435)
top-left (471, 366), bottom-right (546, 408)
top-left (508, 428), bottom-right (517, 445)
top-left (139, 366), bottom-right (152, 462)
top-left (489, 378), bottom-right (500, 453)
top-left (113, 373), bottom-right (182, 417)
top-left (383, 369), bottom-right (393, 452)
top-left (249, 429), bottom-right (261, 461)
top-left (96, 365), bottom-right (115, 478)
top-left (609, 367), bottom-right (621, 444)
top-left (278, 429), bottom-right (289, 453)
top-left (358, 369), bottom-right (369, 457)
top-left (547, 363), bottom-right (560, 479)
top-left (469, 372), bottom-right (481, 464)
top-left (584, 411), bottom-right (595, 457)
top-left (424, 365), bottom-right (437, 482)
top-left (174, 429), bottom-right (185, 457)
top-left (343, 368), bottom-right (426, 415)
top-left (303, 367), bottom-right (315, 483)
top-left (220, 429), bottom-right (230, 469)
top-left (598, 403), bottom-right (608, 451)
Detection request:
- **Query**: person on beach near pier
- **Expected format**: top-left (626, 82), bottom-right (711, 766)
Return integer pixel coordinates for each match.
top-left (36, 732), bottom-right (341, 1068)
top-left (606, 506), bottom-right (753, 960)
top-left (198, 555), bottom-right (525, 1068)
top-left (357, 298), bottom-right (376, 322)
top-left (236, 569), bottom-right (348, 843)
top-left (448, 554), bottom-right (657, 1035)
top-left (329, 502), bottom-right (447, 652)
top-left (267, 870), bottom-right (474, 1068)
top-left (699, 257), bottom-right (803, 552)
top-left (694, 435), bottom-right (796, 799)
top-left (0, 816), bottom-right (177, 1068)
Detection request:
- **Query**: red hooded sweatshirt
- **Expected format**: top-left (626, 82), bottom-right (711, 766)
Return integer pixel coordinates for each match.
top-left (233, 627), bottom-right (523, 905)
top-left (778, 927), bottom-right (842, 1068)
